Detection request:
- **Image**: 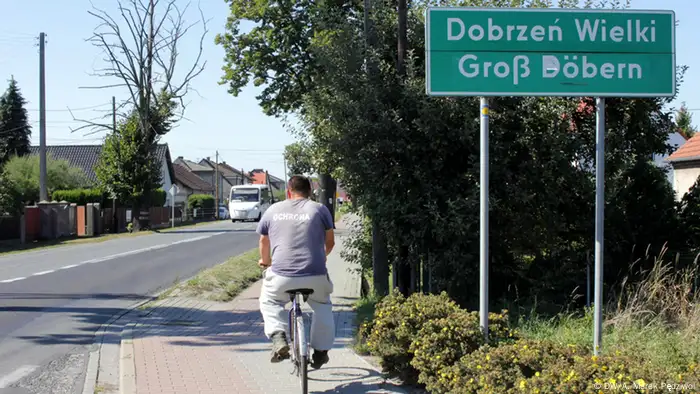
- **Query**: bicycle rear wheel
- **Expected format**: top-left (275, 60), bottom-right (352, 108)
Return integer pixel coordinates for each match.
top-left (299, 355), bottom-right (308, 393)
top-left (295, 311), bottom-right (308, 394)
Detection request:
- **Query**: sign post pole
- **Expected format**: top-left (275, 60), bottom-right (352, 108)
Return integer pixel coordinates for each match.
top-left (169, 184), bottom-right (179, 228)
top-left (480, 97), bottom-right (490, 341)
top-left (593, 97), bottom-right (606, 355)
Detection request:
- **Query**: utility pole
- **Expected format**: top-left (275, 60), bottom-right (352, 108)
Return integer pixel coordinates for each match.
top-left (111, 96), bottom-right (118, 233)
top-left (283, 156), bottom-right (289, 200)
top-left (241, 168), bottom-right (245, 185)
top-left (215, 151), bottom-right (219, 219)
top-left (38, 32), bottom-right (48, 202)
top-left (363, 0), bottom-right (389, 296)
top-left (266, 170), bottom-right (274, 204)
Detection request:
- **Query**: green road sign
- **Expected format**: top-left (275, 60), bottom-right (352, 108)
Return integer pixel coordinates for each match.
top-left (425, 7), bottom-right (676, 97)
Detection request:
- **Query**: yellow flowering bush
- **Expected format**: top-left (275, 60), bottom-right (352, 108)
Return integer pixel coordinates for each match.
top-left (525, 351), bottom-right (657, 393)
top-left (409, 309), bottom-right (515, 393)
top-left (365, 290), bottom-right (461, 382)
top-left (436, 339), bottom-right (584, 394)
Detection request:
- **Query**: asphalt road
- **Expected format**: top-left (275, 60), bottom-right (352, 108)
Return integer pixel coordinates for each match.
top-left (0, 221), bottom-right (260, 394)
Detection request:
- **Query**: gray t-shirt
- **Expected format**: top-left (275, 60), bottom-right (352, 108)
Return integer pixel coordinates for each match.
top-left (256, 198), bottom-right (334, 277)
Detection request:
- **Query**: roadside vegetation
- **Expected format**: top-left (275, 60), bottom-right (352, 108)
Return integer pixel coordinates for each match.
top-left (353, 249), bottom-right (700, 393)
top-left (335, 201), bottom-right (352, 222)
top-left (177, 249), bottom-right (262, 302)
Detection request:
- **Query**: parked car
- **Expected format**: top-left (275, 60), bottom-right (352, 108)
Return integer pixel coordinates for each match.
top-left (218, 205), bottom-right (230, 220)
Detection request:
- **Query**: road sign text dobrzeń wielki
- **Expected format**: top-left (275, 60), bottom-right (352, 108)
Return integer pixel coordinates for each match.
top-left (425, 7), bottom-right (675, 97)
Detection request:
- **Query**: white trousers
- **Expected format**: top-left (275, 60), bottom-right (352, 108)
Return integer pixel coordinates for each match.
top-left (259, 269), bottom-right (335, 351)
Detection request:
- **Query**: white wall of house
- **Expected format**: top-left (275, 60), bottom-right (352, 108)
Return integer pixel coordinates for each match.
top-left (192, 171), bottom-right (233, 203)
top-left (173, 184), bottom-right (192, 206)
top-left (220, 177), bottom-right (234, 203)
top-left (672, 162), bottom-right (700, 201)
top-left (654, 132), bottom-right (687, 186)
top-left (160, 158), bottom-right (174, 206)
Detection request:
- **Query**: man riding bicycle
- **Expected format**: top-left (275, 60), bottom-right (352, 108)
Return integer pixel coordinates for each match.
top-left (256, 175), bottom-right (336, 369)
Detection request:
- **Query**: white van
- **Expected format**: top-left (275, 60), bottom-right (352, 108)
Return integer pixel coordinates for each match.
top-left (229, 184), bottom-right (273, 222)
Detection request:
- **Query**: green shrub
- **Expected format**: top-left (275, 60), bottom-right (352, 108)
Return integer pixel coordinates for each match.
top-left (438, 340), bottom-right (583, 394)
top-left (365, 290), bottom-right (461, 382)
top-left (51, 188), bottom-right (104, 205)
top-left (150, 188), bottom-right (166, 207)
top-left (410, 309), bottom-right (516, 393)
top-left (188, 194), bottom-right (215, 210)
top-left (525, 351), bottom-right (668, 394)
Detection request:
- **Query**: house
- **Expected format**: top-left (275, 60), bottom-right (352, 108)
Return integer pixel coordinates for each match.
top-left (172, 163), bottom-right (214, 206)
top-left (655, 131), bottom-right (689, 187)
top-left (173, 157), bottom-right (251, 203)
top-left (666, 133), bottom-right (700, 200)
top-left (199, 158), bottom-right (253, 188)
top-left (249, 169), bottom-right (285, 190)
top-left (29, 144), bottom-right (176, 206)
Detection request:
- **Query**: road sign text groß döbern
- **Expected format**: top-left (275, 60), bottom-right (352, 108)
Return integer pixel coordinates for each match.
top-left (425, 8), bottom-right (675, 97)
top-left (458, 54), bottom-right (642, 85)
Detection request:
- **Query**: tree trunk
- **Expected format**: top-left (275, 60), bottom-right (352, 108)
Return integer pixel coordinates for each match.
top-left (397, 245), bottom-right (411, 296)
top-left (139, 191), bottom-right (152, 230)
top-left (318, 174), bottom-right (336, 225)
top-left (372, 218), bottom-right (390, 296)
top-left (131, 200), bottom-right (142, 232)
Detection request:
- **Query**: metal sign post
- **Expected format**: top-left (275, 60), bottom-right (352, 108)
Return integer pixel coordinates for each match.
top-left (593, 97), bottom-right (606, 355)
top-left (169, 184), bottom-right (180, 228)
top-left (480, 98), bottom-right (490, 340)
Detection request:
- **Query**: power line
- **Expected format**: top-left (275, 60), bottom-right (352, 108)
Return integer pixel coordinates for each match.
top-left (0, 30), bottom-right (36, 38)
top-left (26, 102), bottom-right (112, 112)
top-left (0, 122), bottom-right (37, 133)
top-left (190, 147), bottom-right (283, 153)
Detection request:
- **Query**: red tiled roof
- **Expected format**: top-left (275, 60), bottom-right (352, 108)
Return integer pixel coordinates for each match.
top-left (667, 133), bottom-right (700, 162)
top-left (251, 172), bottom-right (267, 185)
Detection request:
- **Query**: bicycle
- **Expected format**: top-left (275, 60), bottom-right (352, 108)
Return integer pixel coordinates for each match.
top-left (287, 288), bottom-right (313, 394)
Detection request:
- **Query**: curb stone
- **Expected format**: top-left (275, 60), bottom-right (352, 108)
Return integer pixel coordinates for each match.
top-left (80, 253), bottom-right (244, 394)
top-left (80, 293), bottom-right (166, 394)
top-left (119, 324), bottom-right (136, 394)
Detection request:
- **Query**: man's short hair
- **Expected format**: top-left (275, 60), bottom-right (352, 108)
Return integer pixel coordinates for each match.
top-left (289, 175), bottom-right (312, 197)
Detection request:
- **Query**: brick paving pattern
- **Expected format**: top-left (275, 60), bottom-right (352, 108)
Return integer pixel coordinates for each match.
top-left (130, 220), bottom-right (404, 394)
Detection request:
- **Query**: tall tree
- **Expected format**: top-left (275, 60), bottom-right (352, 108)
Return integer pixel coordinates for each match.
top-left (676, 102), bottom-right (697, 139)
top-left (74, 0), bottom-right (208, 230)
top-left (0, 77), bottom-right (31, 166)
top-left (284, 141), bottom-right (315, 176)
top-left (95, 91), bottom-right (176, 228)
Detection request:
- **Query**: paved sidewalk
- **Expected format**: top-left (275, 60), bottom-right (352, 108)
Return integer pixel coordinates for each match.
top-left (124, 218), bottom-right (407, 394)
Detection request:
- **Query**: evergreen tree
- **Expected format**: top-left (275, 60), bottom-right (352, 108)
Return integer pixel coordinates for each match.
top-left (676, 102), bottom-right (697, 139)
top-left (0, 76), bottom-right (31, 166)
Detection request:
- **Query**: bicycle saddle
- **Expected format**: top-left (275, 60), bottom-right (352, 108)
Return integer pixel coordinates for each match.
top-left (286, 288), bottom-right (314, 296)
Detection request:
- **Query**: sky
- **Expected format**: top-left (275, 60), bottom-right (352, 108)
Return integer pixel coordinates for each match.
top-left (0, 0), bottom-right (698, 182)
